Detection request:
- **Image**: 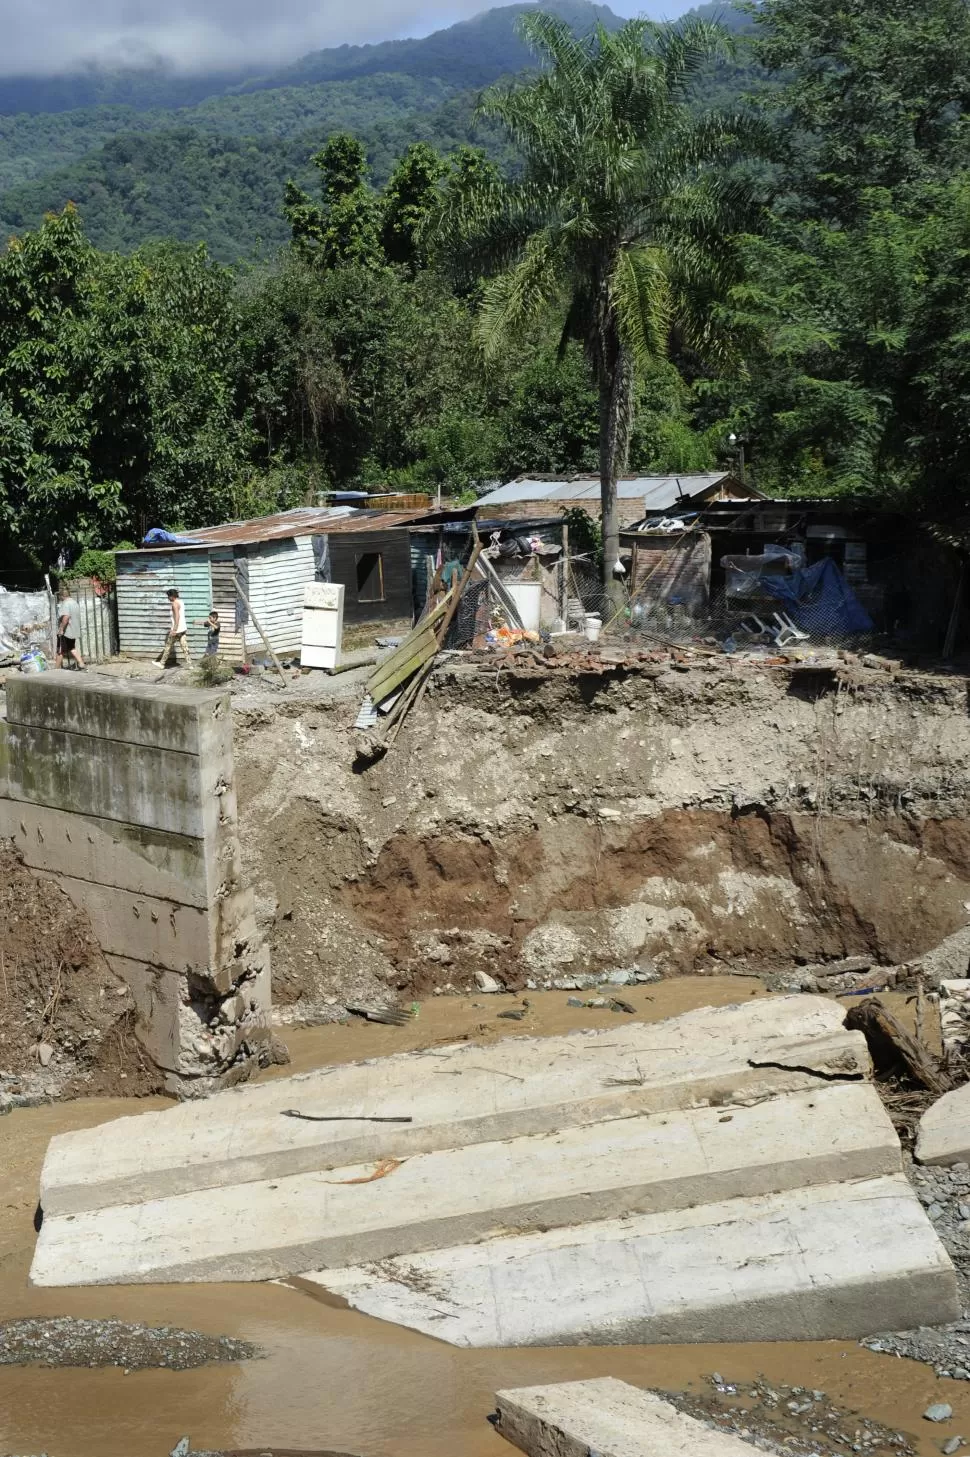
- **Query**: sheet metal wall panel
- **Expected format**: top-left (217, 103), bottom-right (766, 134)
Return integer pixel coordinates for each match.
top-left (245, 537), bottom-right (314, 656)
top-left (116, 550), bottom-right (210, 658)
top-left (172, 555), bottom-right (213, 659)
top-left (117, 553), bottom-right (178, 657)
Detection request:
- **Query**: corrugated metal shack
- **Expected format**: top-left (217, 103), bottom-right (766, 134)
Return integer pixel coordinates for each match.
top-left (476, 472), bottom-right (763, 524)
top-left (115, 507), bottom-right (464, 661)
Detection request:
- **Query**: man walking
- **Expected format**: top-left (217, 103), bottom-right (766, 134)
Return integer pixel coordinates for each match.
top-left (55, 586), bottom-right (85, 670)
top-left (153, 588), bottom-right (192, 667)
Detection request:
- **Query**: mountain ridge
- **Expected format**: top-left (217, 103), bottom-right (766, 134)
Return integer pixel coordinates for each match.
top-left (0, 0), bottom-right (755, 260)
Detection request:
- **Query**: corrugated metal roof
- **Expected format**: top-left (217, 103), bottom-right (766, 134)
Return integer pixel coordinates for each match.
top-left (117, 507), bottom-right (458, 554)
top-left (476, 473), bottom-right (745, 509)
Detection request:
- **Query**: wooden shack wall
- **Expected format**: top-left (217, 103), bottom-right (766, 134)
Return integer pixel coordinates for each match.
top-left (327, 529), bottom-right (412, 625)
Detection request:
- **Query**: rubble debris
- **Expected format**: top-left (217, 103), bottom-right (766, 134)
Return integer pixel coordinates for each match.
top-left (175, 1447), bottom-right (358, 1457)
top-left (345, 1004), bottom-right (414, 1027)
top-left (0, 1318), bottom-right (259, 1371)
top-left (940, 979), bottom-right (970, 1060)
top-left (672, 1376), bottom-right (918, 1457)
top-left (358, 531), bottom-right (484, 754)
top-left (863, 1158), bottom-right (970, 1377)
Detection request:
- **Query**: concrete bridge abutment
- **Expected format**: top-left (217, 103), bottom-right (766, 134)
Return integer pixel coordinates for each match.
top-left (0, 674), bottom-right (272, 1095)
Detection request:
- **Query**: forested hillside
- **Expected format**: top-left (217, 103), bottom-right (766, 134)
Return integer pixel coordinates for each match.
top-left (5, 0), bottom-right (962, 589)
top-left (0, 0), bottom-right (755, 259)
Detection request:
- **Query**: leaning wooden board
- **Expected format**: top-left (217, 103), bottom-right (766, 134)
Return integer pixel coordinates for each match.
top-left (365, 595), bottom-right (452, 705)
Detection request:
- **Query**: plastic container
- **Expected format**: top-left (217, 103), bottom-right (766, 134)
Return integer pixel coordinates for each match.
top-left (584, 613), bottom-right (602, 643)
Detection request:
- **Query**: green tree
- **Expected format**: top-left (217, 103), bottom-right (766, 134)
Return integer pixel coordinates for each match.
top-left (0, 206), bottom-right (124, 563)
top-left (440, 13), bottom-right (757, 601)
top-left (381, 142), bottom-right (447, 270)
top-left (754, 0), bottom-right (970, 224)
top-left (0, 208), bottom-right (255, 561)
top-left (284, 132), bottom-right (380, 267)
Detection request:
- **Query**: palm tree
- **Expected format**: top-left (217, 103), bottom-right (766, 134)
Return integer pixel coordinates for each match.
top-left (441, 13), bottom-right (758, 605)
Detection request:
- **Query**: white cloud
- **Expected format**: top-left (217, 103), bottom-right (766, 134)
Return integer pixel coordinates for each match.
top-left (0, 0), bottom-right (698, 77)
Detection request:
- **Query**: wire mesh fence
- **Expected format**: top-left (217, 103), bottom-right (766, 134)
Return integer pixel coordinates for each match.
top-left (442, 527), bottom-right (897, 658)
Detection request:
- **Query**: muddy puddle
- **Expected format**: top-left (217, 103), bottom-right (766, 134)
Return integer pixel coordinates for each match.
top-left (2, 978), bottom-right (966, 1457)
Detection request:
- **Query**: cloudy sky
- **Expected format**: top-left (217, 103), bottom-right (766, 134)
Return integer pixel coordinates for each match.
top-left (0, 0), bottom-right (699, 75)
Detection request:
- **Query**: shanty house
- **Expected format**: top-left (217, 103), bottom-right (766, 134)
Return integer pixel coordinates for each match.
top-left (114, 507), bottom-right (450, 661)
top-left (475, 472), bottom-right (763, 524)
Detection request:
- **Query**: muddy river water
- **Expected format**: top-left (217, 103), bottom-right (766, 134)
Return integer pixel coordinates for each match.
top-left (3, 978), bottom-right (970, 1457)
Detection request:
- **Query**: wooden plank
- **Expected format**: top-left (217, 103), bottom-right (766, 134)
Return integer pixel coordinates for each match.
top-left (234, 572), bottom-right (287, 687)
top-left (365, 598), bottom-right (451, 698)
top-left (368, 630), bottom-right (439, 704)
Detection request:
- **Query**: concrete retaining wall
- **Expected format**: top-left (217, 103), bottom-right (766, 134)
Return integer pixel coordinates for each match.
top-left (0, 674), bottom-right (271, 1094)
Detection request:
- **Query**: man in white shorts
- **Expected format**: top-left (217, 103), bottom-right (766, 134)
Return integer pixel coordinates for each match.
top-left (154, 588), bottom-right (192, 667)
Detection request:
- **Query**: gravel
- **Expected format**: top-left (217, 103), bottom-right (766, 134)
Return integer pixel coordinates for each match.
top-left (664, 1375), bottom-right (916, 1456)
top-left (0, 1318), bottom-right (261, 1371)
top-left (861, 1158), bottom-right (970, 1379)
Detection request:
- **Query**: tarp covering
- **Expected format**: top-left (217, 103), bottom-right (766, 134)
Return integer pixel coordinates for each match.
top-left (760, 556), bottom-right (873, 635)
top-left (0, 586), bottom-right (50, 663)
top-left (141, 528), bottom-right (204, 546)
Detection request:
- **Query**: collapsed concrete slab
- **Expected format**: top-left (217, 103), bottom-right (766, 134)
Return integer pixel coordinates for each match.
top-left (916, 1082), bottom-right (970, 1166)
top-left (0, 675), bottom-right (271, 1094)
top-left (38, 994), bottom-right (868, 1216)
top-left (494, 1378), bottom-right (763, 1457)
top-left (304, 1175), bottom-right (959, 1346)
top-left (30, 1084), bottom-right (899, 1286)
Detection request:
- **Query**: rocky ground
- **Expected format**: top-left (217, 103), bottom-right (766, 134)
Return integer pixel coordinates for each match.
top-left (0, 1317), bottom-right (259, 1371)
top-left (671, 1375), bottom-right (918, 1457)
top-left (229, 657), bottom-right (970, 1019)
top-left (863, 1159), bottom-right (970, 1386)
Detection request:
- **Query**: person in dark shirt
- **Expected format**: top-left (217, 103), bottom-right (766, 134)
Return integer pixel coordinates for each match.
top-left (198, 609), bottom-right (221, 657)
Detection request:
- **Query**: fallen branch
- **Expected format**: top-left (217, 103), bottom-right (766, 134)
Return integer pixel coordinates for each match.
top-left (845, 997), bottom-right (954, 1095)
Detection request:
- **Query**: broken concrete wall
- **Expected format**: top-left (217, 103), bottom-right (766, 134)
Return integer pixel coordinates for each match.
top-left (0, 675), bottom-right (271, 1095)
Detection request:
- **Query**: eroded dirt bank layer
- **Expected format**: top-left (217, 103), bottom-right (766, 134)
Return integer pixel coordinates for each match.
top-left (233, 663), bottom-right (970, 1010)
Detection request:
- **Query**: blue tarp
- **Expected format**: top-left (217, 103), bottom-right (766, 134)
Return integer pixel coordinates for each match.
top-left (759, 556), bottom-right (873, 635)
top-left (142, 528), bottom-right (204, 546)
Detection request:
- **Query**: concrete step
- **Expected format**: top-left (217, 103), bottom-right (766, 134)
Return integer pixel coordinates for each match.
top-left (303, 1174), bottom-right (959, 1347)
top-left (495, 1378), bottom-right (764, 1457)
top-left (30, 1084), bottom-right (897, 1287)
top-left (39, 994), bottom-right (869, 1216)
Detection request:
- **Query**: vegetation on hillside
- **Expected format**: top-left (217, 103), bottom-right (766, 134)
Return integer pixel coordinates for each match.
top-left (1, 0), bottom-right (970, 583)
top-left (0, 1), bottom-right (756, 259)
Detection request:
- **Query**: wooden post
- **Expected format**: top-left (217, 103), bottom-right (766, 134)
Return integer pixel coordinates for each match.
top-left (234, 572), bottom-right (287, 687)
top-left (559, 524), bottom-right (569, 624)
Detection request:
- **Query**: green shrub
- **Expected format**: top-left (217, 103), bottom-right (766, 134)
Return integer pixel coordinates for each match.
top-left (195, 655), bottom-right (234, 687)
top-left (71, 541), bottom-right (136, 583)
